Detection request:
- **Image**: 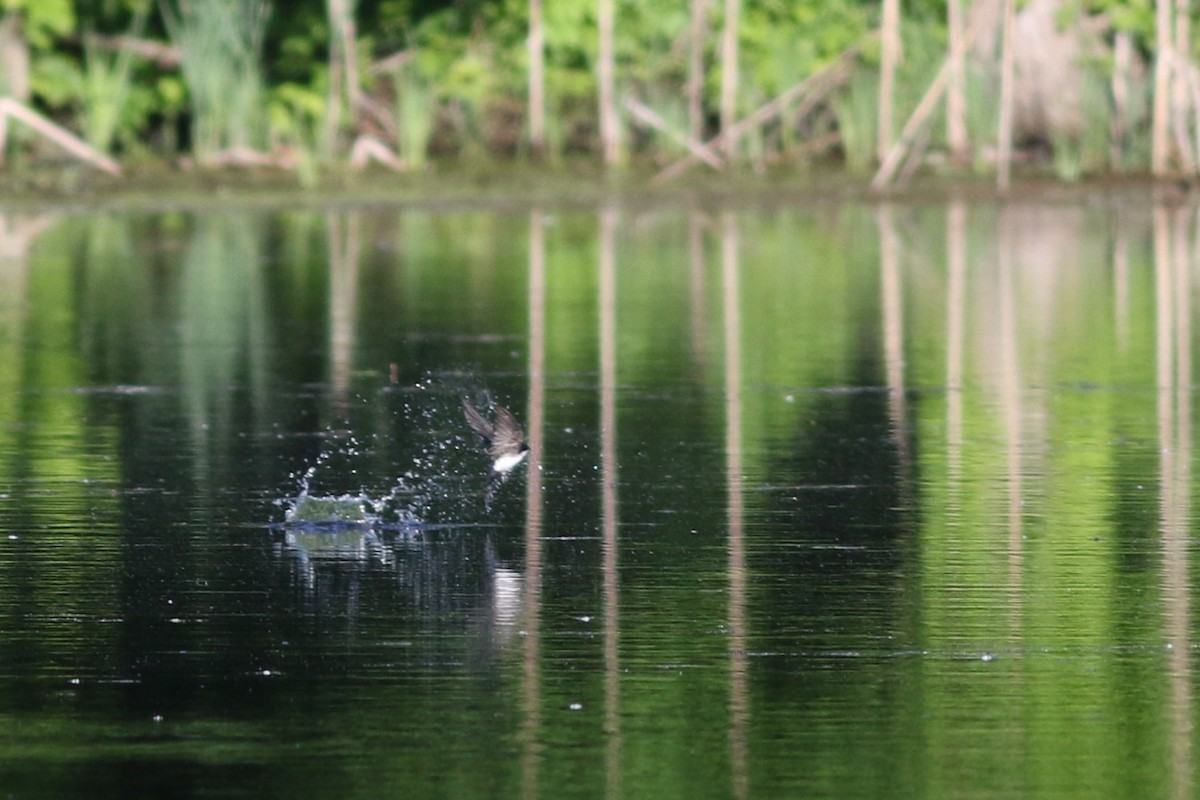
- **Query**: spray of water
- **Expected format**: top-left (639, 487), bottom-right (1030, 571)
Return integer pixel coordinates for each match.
top-left (279, 372), bottom-right (498, 528)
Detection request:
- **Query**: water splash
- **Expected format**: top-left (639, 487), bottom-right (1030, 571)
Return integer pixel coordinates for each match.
top-left (278, 372), bottom-right (503, 528)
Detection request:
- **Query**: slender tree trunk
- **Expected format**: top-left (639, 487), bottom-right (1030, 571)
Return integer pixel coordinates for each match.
top-left (1153, 0), bottom-right (1174, 175)
top-left (1111, 32), bottom-right (1131, 170)
top-left (528, 0), bottom-right (546, 157)
top-left (718, 0), bottom-right (741, 157)
top-left (688, 0), bottom-right (710, 143)
top-left (0, 15), bottom-right (30, 101)
top-left (996, 0), bottom-right (1016, 190)
top-left (1172, 0), bottom-right (1193, 172)
top-left (945, 0), bottom-right (968, 163)
top-left (325, 0), bottom-right (359, 158)
top-left (331, 0), bottom-right (358, 111)
top-left (598, 0), bottom-right (618, 165)
top-left (878, 0), bottom-right (902, 163)
top-left (324, 3), bottom-right (344, 156)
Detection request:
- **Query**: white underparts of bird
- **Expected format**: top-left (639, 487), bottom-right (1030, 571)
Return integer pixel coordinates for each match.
top-left (462, 398), bottom-right (530, 474)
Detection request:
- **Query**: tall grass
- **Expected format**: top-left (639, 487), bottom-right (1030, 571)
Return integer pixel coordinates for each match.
top-left (393, 64), bottom-right (435, 170)
top-left (159, 0), bottom-right (269, 160)
top-left (833, 72), bottom-right (877, 172)
top-left (80, 7), bottom-right (148, 154)
top-left (1051, 68), bottom-right (1113, 181)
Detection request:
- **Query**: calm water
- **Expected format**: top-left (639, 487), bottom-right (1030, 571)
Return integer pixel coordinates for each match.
top-left (0, 191), bottom-right (1193, 798)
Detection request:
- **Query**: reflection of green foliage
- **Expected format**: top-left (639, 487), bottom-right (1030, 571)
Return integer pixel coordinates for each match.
top-left (0, 216), bottom-right (121, 685)
top-left (0, 202), bottom-right (1180, 797)
top-left (179, 213), bottom-right (271, 488)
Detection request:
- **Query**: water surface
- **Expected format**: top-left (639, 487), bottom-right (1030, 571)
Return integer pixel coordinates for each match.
top-left (0, 192), bottom-right (1192, 799)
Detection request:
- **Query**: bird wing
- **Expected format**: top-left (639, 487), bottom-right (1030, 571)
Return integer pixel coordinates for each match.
top-left (462, 397), bottom-right (494, 442)
top-left (488, 404), bottom-right (526, 459)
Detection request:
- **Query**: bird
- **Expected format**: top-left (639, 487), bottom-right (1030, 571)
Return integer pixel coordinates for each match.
top-left (462, 397), bottom-right (530, 497)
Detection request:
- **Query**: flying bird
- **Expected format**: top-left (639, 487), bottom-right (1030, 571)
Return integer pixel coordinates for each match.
top-left (462, 397), bottom-right (530, 504)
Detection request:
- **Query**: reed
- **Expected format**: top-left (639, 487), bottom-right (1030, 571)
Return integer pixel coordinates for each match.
top-left (269, 84), bottom-right (322, 187)
top-left (80, 7), bottom-right (148, 154)
top-left (159, 0), bottom-right (269, 160)
top-left (1051, 68), bottom-right (1112, 181)
top-left (393, 63), bottom-right (435, 170)
top-left (832, 70), bottom-right (877, 172)
top-left (962, 65), bottom-right (1000, 173)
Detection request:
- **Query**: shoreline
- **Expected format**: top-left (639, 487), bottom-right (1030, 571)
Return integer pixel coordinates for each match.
top-left (0, 160), bottom-right (1179, 212)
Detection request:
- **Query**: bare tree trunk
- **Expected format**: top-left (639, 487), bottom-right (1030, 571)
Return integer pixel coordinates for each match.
top-left (871, 9), bottom-right (988, 189)
top-left (997, 0), bottom-right (1016, 190)
top-left (528, 0), bottom-right (546, 157)
top-left (0, 15), bottom-right (30, 101)
top-left (1111, 32), bottom-right (1131, 170)
top-left (718, 0), bottom-right (741, 158)
top-left (324, 13), bottom-right (343, 155)
top-left (333, 0), bottom-right (359, 110)
top-left (326, 0), bottom-right (359, 157)
top-left (598, 0), bottom-right (618, 165)
top-left (1173, 0), bottom-right (1194, 172)
top-left (688, 0), bottom-right (710, 143)
top-left (878, 0), bottom-right (902, 163)
top-left (1153, 0), bottom-right (1174, 175)
top-left (946, 0), bottom-right (968, 163)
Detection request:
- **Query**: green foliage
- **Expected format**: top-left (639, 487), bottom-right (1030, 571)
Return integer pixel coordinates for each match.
top-left (159, 0), bottom-right (270, 157)
top-left (0, 0), bottom-right (1182, 174)
top-left (0, 0), bottom-right (74, 48)
top-left (393, 62), bottom-right (435, 169)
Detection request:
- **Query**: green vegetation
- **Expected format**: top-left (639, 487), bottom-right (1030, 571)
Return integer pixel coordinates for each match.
top-left (0, 0), bottom-right (1188, 182)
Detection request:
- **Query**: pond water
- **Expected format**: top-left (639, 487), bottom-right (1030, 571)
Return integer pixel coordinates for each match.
top-left (0, 189), bottom-right (1193, 799)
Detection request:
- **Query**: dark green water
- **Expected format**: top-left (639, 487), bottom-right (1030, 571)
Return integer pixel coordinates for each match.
top-left (0, 193), bottom-right (1192, 799)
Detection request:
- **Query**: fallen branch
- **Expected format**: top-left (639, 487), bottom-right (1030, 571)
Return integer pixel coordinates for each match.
top-left (653, 37), bottom-right (868, 184)
top-left (0, 97), bottom-right (121, 175)
top-left (370, 49), bottom-right (414, 76)
top-left (623, 97), bottom-right (723, 168)
top-left (77, 34), bottom-right (181, 68)
top-left (349, 135), bottom-right (403, 170)
top-left (183, 146), bottom-right (299, 170)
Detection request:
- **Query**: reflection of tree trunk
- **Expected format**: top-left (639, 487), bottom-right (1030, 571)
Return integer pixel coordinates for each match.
top-left (1155, 206), bottom-right (1192, 800)
top-left (521, 210), bottom-right (546, 800)
top-left (598, 0), bottom-right (618, 165)
top-left (998, 210), bottom-right (1022, 591)
top-left (688, 0), bottom-right (710, 144)
top-left (878, 0), bottom-right (901, 163)
top-left (689, 210), bottom-right (708, 362)
top-left (1113, 209), bottom-right (1129, 348)
top-left (528, 0), bottom-right (546, 157)
top-left (327, 211), bottom-right (361, 401)
top-left (598, 207), bottom-right (621, 797)
top-left (721, 211), bottom-right (748, 800)
top-left (718, 0), bottom-right (740, 158)
top-left (946, 200), bottom-right (966, 485)
top-left (878, 206), bottom-right (908, 472)
top-left (0, 214), bottom-right (55, 358)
